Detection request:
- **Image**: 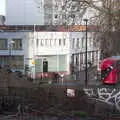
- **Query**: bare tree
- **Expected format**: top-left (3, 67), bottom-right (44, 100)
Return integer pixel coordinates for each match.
top-left (57, 0), bottom-right (88, 25)
top-left (91, 0), bottom-right (120, 57)
top-left (73, 0), bottom-right (120, 57)
top-left (35, 0), bottom-right (120, 56)
top-left (35, 0), bottom-right (89, 25)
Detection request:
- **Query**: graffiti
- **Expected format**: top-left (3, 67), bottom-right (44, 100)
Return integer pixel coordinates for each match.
top-left (84, 88), bottom-right (120, 111)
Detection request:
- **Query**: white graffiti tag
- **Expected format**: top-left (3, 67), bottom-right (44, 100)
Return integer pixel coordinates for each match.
top-left (84, 88), bottom-right (120, 111)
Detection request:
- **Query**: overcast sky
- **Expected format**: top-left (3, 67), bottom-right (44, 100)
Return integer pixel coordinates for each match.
top-left (0, 0), bottom-right (6, 15)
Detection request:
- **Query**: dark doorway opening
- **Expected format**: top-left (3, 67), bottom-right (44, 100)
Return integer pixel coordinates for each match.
top-left (43, 61), bottom-right (48, 72)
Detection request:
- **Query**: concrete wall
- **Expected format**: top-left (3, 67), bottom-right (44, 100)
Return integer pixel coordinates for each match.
top-left (6, 0), bottom-right (45, 25)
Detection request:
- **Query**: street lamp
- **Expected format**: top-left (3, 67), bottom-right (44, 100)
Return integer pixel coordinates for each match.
top-left (83, 18), bottom-right (88, 87)
top-left (8, 40), bottom-right (15, 68)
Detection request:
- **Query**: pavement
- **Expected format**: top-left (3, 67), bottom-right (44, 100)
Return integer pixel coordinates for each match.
top-left (38, 71), bottom-right (120, 89)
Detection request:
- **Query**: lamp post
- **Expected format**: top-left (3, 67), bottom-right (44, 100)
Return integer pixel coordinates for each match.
top-left (32, 24), bottom-right (36, 82)
top-left (8, 40), bottom-right (15, 68)
top-left (84, 18), bottom-right (88, 87)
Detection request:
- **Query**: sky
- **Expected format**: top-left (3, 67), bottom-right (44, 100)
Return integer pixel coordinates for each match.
top-left (0, 0), bottom-right (6, 15)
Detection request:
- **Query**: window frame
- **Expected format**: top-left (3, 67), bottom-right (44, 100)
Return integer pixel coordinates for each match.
top-left (0, 38), bottom-right (8, 50)
top-left (12, 38), bottom-right (22, 50)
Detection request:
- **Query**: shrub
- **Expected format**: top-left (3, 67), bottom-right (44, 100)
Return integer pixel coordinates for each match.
top-left (72, 111), bottom-right (88, 118)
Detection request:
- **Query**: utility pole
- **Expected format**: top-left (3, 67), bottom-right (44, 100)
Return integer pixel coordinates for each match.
top-left (8, 40), bottom-right (15, 69)
top-left (84, 18), bottom-right (88, 87)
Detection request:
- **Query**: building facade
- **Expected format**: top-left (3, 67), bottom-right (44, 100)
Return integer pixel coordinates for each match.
top-left (0, 26), bottom-right (100, 79)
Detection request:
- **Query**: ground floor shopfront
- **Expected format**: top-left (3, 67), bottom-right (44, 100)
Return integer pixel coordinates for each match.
top-left (29, 50), bottom-right (99, 79)
top-left (0, 55), bottom-right (24, 72)
top-left (33, 54), bottom-right (70, 78)
top-left (0, 50), bottom-right (99, 79)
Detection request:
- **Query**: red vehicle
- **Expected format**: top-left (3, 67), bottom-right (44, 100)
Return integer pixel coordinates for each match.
top-left (100, 56), bottom-right (120, 84)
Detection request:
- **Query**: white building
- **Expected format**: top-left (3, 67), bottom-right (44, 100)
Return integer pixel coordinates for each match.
top-left (0, 25), bottom-right (100, 79)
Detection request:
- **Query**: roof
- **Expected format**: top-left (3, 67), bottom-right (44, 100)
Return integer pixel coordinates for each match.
top-left (0, 25), bottom-right (98, 32)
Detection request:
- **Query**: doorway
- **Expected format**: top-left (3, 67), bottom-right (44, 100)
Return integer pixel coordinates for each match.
top-left (43, 60), bottom-right (48, 73)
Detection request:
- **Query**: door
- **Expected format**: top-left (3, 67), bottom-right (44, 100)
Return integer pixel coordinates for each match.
top-left (43, 61), bottom-right (48, 73)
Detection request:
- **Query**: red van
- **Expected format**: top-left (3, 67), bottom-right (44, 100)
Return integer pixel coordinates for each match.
top-left (100, 56), bottom-right (120, 84)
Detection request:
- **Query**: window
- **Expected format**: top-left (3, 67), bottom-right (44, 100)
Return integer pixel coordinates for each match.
top-left (0, 56), bottom-right (8, 65)
top-left (72, 38), bottom-right (75, 48)
top-left (12, 39), bottom-right (22, 50)
top-left (88, 52), bottom-right (91, 61)
top-left (59, 39), bottom-right (61, 46)
top-left (0, 39), bottom-right (8, 50)
top-left (0, 55), bottom-right (24, 69)
top-left (10, 56), bottom-right (24, 69)
top-left (92, 51), bottom-right (95, 63)
top-left (88, 37), bottom-right (92, 47)
top-left (80, 53), bottom-right (83, 64)
top-left (76, 55), bottom-right (79, 65)
top-left (71, 54), bottom-right (74, 64)
top-left (76, 38), bottom-right (79, 48)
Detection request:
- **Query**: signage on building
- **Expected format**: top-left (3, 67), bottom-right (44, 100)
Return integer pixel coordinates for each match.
top-left (69, 25), bottom-right (86, 32)
top-left (32, 60), bottom-right (36, 65)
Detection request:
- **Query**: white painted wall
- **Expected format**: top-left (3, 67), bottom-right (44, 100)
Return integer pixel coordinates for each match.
top-left (34, 32), bottom-right (70, 56)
